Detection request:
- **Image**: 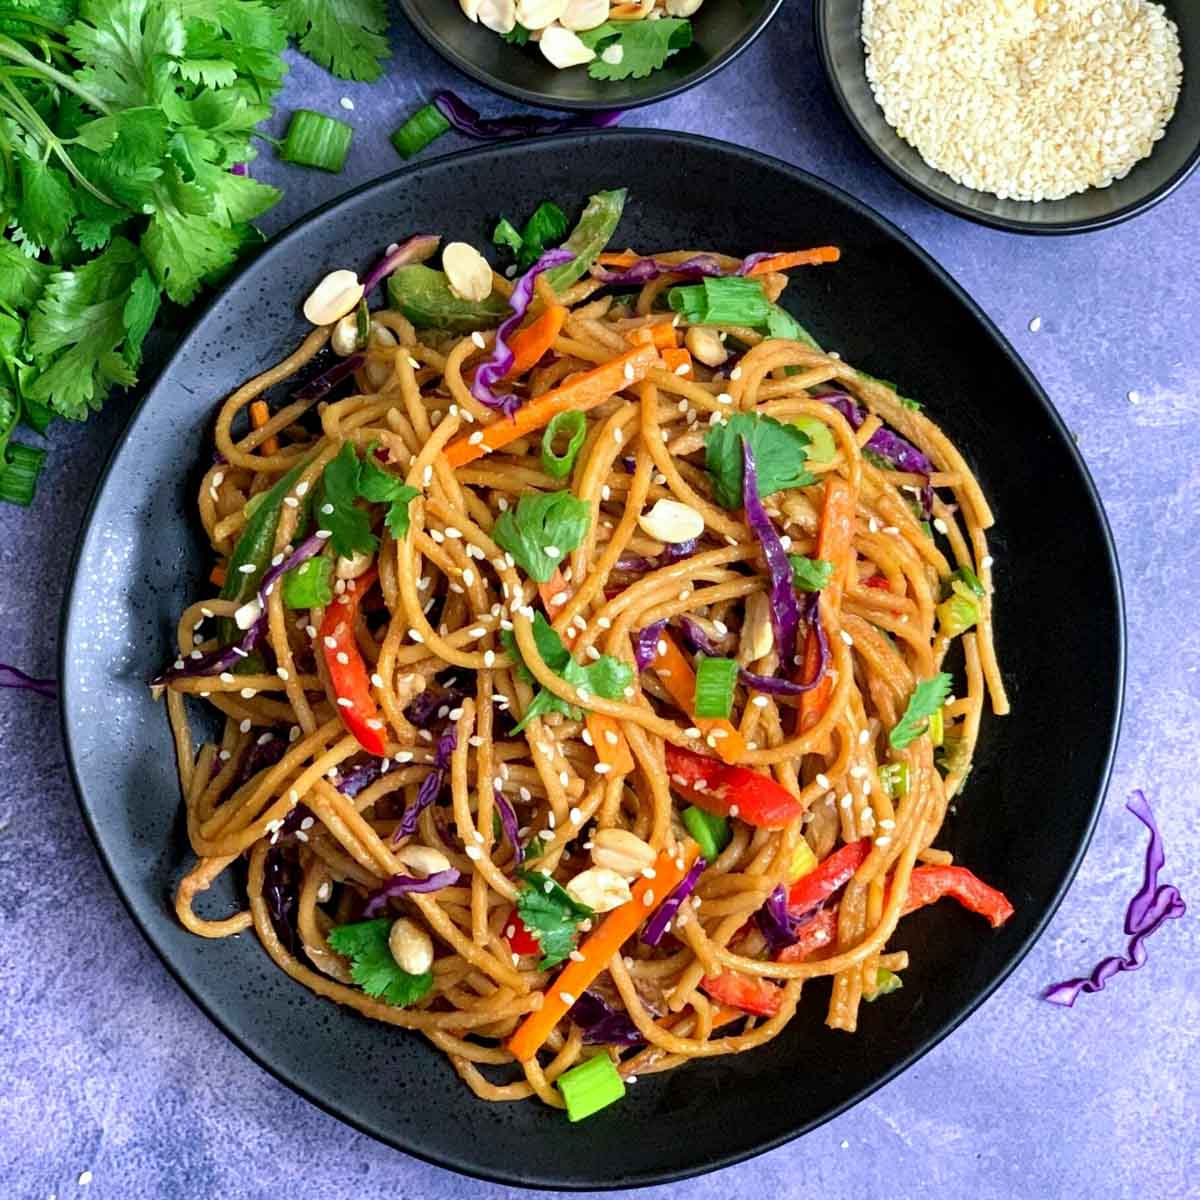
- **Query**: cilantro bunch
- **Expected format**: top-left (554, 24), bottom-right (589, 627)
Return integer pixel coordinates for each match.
top-left (0, 0), bottom-right (290, 501)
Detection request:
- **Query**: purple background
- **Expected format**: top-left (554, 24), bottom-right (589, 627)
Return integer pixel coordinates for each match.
top-left (2, 4), bottom-right (1197, 1197)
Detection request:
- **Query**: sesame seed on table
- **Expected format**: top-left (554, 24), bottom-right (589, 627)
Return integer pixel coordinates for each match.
top-left (0, 5), bottom-right (1196, 1198)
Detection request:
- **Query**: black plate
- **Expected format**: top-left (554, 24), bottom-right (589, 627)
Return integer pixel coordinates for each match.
top-left (816, 0), bottom-right (1200, 233)
top-left (60, 132), bottom-right (1123, 1189)
top-left (398, 0), bottom-right (782, 111)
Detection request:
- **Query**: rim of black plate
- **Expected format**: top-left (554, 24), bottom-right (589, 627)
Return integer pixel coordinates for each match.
top-left (813, 0), bottom-right (1200, 235)
top-left (58, 130), bottom-right (1126, 1189)
top-left (397, 0), bottom-right (785, 112)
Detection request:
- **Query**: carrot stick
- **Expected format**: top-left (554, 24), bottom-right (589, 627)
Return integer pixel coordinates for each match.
top-left (798, 475), bottom-right (855, 734)
top-left (537, 571), bottom-right (634, 770)
top-left (507, 843), bottom-right (701, 1061)
top-left (209, 563), bottom-right (227, 587)
top-left (626, 320), bottom-right (678, 351)
top-left (745, 247), bottom-right (841, 276)
top-left (661, 346), bottom-right (692, 379)
top-left (445, 344), bottom-right (658, 470)
top-left (250, 400), bottom-right (278, 455)
top-left (597, 251), bottom-right (641, 267)
top-left (505, 304), bottom-right (567, 378)
top-left (651, 630), bottom-right (745, 764)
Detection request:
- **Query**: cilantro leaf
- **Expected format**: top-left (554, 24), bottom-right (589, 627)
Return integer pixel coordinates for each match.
top-left (272, 0), bottom-right (390, 81)
top-left (121, 269), bottom-right (161, 370)
top-left (579, 18), bottom-right (692, 81)
top-left (493, 218), bottom-right (524, 257)
top-left (0, 242), bottom-right (50, 311)
top-left (705, 413), bottom-right (815, 510)
top-left (15, 155), bottom-right (77, 251)
top-left (502, 22), bottom-right (530, 45)
top-left (25, 239), bottom-right (147, 420)
top-left (358, 450), bottom-right (419, 538)
top-left (515, 871), bottom-right (594, 969)
top-left (493, 490), bottom-right (590, 583)
top-left (503, 613), bottom-right (634, 733)
top-left (327, 918), bottom-right (434, 1006)
top-left (889, 673), bottom-right (954, 750)
top-left (789, 555), bottom-right (834, 592)
top-left (494, 201), bottom-right (569, 271)
top-left (317, 441), bottom-right (377, 558)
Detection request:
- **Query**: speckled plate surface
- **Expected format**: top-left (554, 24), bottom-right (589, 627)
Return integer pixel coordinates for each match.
top-left (59, 132), bottom-right (1123, 1190)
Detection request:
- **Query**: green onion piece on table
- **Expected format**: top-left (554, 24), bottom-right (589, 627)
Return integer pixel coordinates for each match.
top-left (0, 443), bottom-right (47, 506)
top-left (390, 103), bottom-right (451, 160)
top-left (281, 110), bottom-right (354, 173)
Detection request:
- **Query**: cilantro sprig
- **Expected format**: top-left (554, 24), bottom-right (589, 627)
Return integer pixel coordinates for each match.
top-left (493, 490), bottom-right (590, 583)
top-left (705, 413), bottom-right (816, 510)
top-left (515, 870), bottom-right (594, 969)
top-left (317, 442), bottom-right (420, 557)
top-left (890, 673), bottom-right (954, 750)
top-left (502, 612), bottom-right (634, 732)
top-left (579, 18), bottom-right (692, 81)
top-left (327, 918), bottom-right (434, 1006)
top-left (269, 0), bottom-right (391, 81)
top-left (493, 200), bottom-right (569, 272)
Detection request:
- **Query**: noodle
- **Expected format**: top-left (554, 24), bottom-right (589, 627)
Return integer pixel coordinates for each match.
top-left (156, 223), bottom-right (1009, 1112)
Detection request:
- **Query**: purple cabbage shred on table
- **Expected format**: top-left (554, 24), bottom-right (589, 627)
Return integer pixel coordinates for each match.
top-left (1043, 790), bottom-right (1186, 1007)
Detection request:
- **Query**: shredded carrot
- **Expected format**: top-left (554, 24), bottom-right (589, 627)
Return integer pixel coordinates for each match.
top-left (651, 630), bottom-right (745, 764)
top-left (798, 476), bottom-right (855, 736)
top-left (626, 319), bottom-right (678, 351)
top-left (209, 563), bottom-right (227, 587)
top-left (661, 346), bottom-right (692, 379)
top-left (444, 344), bottom-right (658, 469)
top-left (745, 247), bottom-right (841, 276)
top-left (710, 1004), bottom-right (746, 1030)
top-left (598, 251), bottom-right (641, 268)
top-left (507, 843), bottom-right (700, 1062)
top-left (537, 570), bottom-right (634, 769)
top-left (250, 400), bottom-right (278, 455)
top-left (505, 304), bottom-right (567, 378)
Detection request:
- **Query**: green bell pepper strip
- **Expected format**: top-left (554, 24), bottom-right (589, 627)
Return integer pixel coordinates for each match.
top-left (218, 458), bottom-right (309, 644)
top-left (387, 265), bottom-right (510, 332)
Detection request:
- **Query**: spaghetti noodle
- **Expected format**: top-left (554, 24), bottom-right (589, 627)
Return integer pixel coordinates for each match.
top-left (156, 195), bottom-right (1013, 1116)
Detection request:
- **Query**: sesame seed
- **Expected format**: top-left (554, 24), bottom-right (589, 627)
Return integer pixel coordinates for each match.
top-left (875, 836), bottom-right (892, 848)
top-left (316, 529), bottom-right (332, 540)
top-left (239, 719), bottom-right (252, 733)
top-left (409, 628), bottom-right (423, 643)
top-left (982, 554), bottom-right (994, 569)
top-left (239, 687), bottom-right (256, 699)
top-left (276, 667), bottom-right (289, 681)
top-left (933, 517), bottom-right (949, 534)
top-left (623, 363), bottom-right (634, 382)
top-left (594, 762), bottom-right (612, 775)
top-left (339, 95), bottom-right (354, 110)
top-left (465, 845), bottom-right (483, 861)
top-left (815, 773), bottom-right (831, 789)
top-left (559, 771), bottom-right (570, 787)
top-left (751, 695), bottom-right (769, 708)
top-left (728, 804), bottom-right (739, 817)
top-left (468, 431), bottom-right (484, 445)
top-left (237, 562), bottom-right (255, 575)
top-left (859, 728), bottom-right (870, 745)
top-left (840, 793), bottom-right (853, 809)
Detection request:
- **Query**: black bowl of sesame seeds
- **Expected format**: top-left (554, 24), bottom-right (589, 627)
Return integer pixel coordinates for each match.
top-left (816, 0), bottom-right (1200, 233)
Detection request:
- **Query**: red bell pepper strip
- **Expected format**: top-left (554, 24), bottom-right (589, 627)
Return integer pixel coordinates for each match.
top-left (786, 838), bottom-right (871, 916)
top-left (700, 968), bottom-right (783, 1016)
top-left (504, 911), bottom-right (542, 957)
top-left (319, 568), bottom-right (387, 757)
top-left (775, 908), bottom-right (839, 963)
top-left (900, 866), bottom-right (1015, 928)
top-left (863, 574), bottom-right (891, 591)
top-left (665, 743), bottom-right (802, 830)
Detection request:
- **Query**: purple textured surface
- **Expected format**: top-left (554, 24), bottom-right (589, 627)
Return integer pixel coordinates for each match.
top-left (2, 3), bottom-right (1198, 1197)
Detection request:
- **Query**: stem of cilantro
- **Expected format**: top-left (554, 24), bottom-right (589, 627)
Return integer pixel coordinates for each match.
top-left (0, 35), bottom-right (114, 116)
top-left (0, 10), bottom-right (60, 31)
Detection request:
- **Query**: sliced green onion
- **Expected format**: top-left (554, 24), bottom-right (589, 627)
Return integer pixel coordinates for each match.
top-left (668, 277), bottom-right (771, 328)
top-left (789, 554), bottom-right (833, 593)
top-left (693, 655), bottom-right (738, 719)
top-left (281, 110), bottom-right (353, 173)
top-left (765, 303), bottom-right (822, 351)
top-left (390, 102), bottom-right (451, 160)
top-left (355, 298), bottom-right (370, 349)
top-left (878, 761), bottom-right (910, 799)
top-left (682, 805), bottom-right (731, 862)
top-left (541, 410), bottom-right (587, 479)
top-left (950, 565), bottom-right (985, 597)
top-left (936, 584), bottom-right (979, 639)
top-left (282, 557), bottom-right (333, 608)
top-left (928, 706), bottom-right (945, 747)
top-left (793, 415), bottom-right (836, 465)
top-left (556, 1052), bottom-right (625, 1122)
top-left (920, 520), bottom-right (933, 540)
top-left (0, 443), bottom-right (46, 506)
top-left (865, 967), bottom-right (903, 1000)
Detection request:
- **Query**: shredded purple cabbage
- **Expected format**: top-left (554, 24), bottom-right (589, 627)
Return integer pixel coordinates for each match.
top-left (234, 731), bottom-right (288, 788)
top-left (396, 727), bottom-right (457, 840)
top-left (470, 248), bottom-right (575, 414)
top-left (230, 162), bottom-right (248, 177)
top-left (362, 867), bottom-right (461, 917)
top-left (152, 533), bottom-right (326, 686)
top-left (741, 438), bottom-right (801, 669)
top-left (1044, 791), bottom-right (1186, 1007)
top-left (642, 855), bottom-right (707, 947)
top-left (616, 537), bottom-right (699, 576)
top-left (678, 608), bottom-right (826, 696)
top-left (432, 89), bottom-right (624, 140)
top-left (754, 885), bottom-right (800, 954)
top-left (570, 991), bottom-right (645, 1046)
top-left (494, 785), bottom-right (522, 864)
top-left (591, 254), bottom-right (727, 286)
top-left (333, 759), bottom-right (384, 799)
top-left (632, 620), bottom-right (667, 671)
top-left (294, 353), bottom-right (365, 403)
top-left (361, 233), bottom-right (440, 294)
top-left (263, 848), bottom-right (300, 952)
top-left (736, 251), bottom-right (781, 275)
top-left (678, 616), bottom-right (719, 657)
top-left (405, 684), bottom-right (470, 728)
top-left (0, 663), bottom-right (56, 698)
top-left (822, 393), bottom-right (934, 512)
